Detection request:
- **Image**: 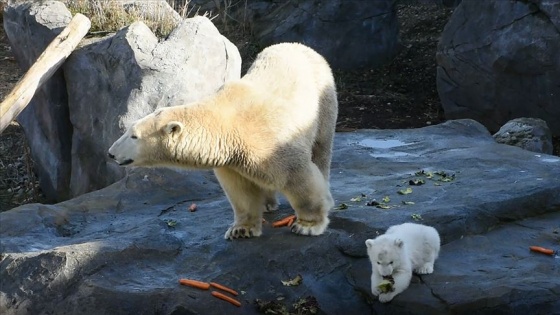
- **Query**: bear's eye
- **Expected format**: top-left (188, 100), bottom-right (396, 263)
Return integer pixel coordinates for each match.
top-left (377, 262), bottom-right (381, 265)
top-left (389, 261), bottom-right (393, 265)
top-left (131, 135), bottom-right (138, 139)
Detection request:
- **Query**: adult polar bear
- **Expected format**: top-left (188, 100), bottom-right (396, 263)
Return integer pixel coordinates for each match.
top-left (108, 43), bottom-right (338, 240)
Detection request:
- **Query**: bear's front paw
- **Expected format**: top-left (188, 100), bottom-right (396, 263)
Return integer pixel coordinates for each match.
top-left (371, 287), bottom-right (382, 297)
top-left (290, 217), bottom-right (329, 236)
top-left (378, 292), bottom-right (396, 303)
top-left (415, 263), bottom-right (434, 274)
top-left (224, 225), bottom-right (262, 240)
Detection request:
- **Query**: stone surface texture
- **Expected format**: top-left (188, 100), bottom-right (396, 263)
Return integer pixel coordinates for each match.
top-left (1, 120), bottom-right (559, 315)
top-left (493, 117), bottom-right (553, 154)
top-left (437, 0), bottom-right (560, 135)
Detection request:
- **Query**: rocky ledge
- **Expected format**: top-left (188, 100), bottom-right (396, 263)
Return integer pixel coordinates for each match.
top-left (1, 119), bottom-right (559, 315)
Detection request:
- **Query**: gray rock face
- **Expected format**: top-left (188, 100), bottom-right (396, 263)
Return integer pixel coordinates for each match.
top-left (64, 16), bottom-right (241, 197)
top-left (436, 0), bottom-right (560, 135)
top-left (3, 1), bottom-right (73, 201)
top-left (4, 1), bottom-right (241, 200)
top-left (493, 117), bottom-right (553, 154)
top-left (189, 0), bottom-right (400, 70)
top-left (1, 120), bottom-right (559, 314)
top-left (251, 0), bottom-right (400, 70)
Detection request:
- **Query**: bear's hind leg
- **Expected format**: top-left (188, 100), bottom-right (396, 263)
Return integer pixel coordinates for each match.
top-left (264, 189), bottom-right (279, 212)
top-left (214, 168), bottom-right (266, 239)
top-left (283, 162), bottom-right (334, 236)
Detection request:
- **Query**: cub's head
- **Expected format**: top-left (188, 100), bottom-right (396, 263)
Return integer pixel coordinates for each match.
top-left (107, 108), bottom-right (185, 167)
top-left (365, 236), bottom-right (405, 276)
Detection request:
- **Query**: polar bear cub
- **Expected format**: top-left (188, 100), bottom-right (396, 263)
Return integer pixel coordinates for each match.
top-left (108, 43), bottom-right (338, 240)
top-left (365, 222), bottom-right (440, 303)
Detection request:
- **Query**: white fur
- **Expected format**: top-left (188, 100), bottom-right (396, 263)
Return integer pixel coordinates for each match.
top-left (365, 223), bottom-right (440, 303)
top-left (108, 43), bottom-right (338, 239)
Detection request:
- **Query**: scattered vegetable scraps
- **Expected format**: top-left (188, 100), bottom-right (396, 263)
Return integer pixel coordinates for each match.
top-left (179, 279), bottom-right (210, 290)
top-left (409, 179), bottom-right (425, 186)
top-left (398, 187), bottom-right (413, 195)
top-left (350, 193), bottom-right (366, 202)
top-left (188, 203), bottom-right (197, 212)
top-left (402, 201), bottom-right (415, 205)
top-left (334, 203), bottom-right (348, 210)
top-left (282, 274), bottom-right (303, 286)
top-left (378, 276), bottom-right (395, 293)
top-left (272, 215), bottom-right (296, 228)
top-left (411, 213), bottom-right (423, 221)
top-left (382, 196), bottom-right (391, 203)
top-left (165, 219), bottom-right (178, 228)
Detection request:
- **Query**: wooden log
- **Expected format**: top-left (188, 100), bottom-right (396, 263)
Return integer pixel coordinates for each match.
top-left (0, 13), bottom-right (91, 133)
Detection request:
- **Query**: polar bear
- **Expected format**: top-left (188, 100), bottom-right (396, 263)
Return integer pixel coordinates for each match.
top-left (107, 42), bottom-right (338, 240)
top-left (365, 222), bottom-right (440, 303)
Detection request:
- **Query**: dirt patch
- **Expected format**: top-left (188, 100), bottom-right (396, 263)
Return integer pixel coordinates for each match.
top-left (0, 2), bottom-right (558, 210)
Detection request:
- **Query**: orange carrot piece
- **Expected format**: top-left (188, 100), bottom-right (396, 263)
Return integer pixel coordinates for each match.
top-left (211, 291), bottom-right (241, 307)
top-left (178, 279), bottom-right (210, 290)
top-left (529, 246), bottom-right (555, 256)
top-left (272, 215), bottom-right (296, 228)
top-left (287, 216), bottom-right (295, 227)
top-left (210, 282), bottom-right (239, 296)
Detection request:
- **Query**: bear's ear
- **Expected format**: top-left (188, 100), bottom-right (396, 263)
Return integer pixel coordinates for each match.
top-left (164, 121), bottom-right (184, 136)
top-left (365, 239), bottom-right (375, 249)
top-left (394, 239), bottom-right (404, 248)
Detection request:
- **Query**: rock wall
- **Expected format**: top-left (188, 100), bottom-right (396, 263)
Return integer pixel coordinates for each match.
top-left (188, 0), bottom-right (400, 70)
top-left (436, 0), bottom-right (560, 135)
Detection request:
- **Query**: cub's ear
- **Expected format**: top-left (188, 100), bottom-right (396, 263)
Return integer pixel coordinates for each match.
top-left (394, 238), bottom-right (404, 248)
top-left (365, 239), bottom-right (375, 249)
top-left (164, 121), bottom-right (184, 135)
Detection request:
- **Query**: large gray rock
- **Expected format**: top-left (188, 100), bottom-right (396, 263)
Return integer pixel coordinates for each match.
top-left (436, 0), bottom-right (560, 135)
top-left (251, 0), bottom-right (400, 70)
top-left (3, 1), bottom-right (73, 201)
top-left (4, 1), bottom-right (241, 200)
top-left (493, 117), bottom-right (553, 154)
top-left (1, 120), bottom-right (559, 314)
top-left (64, 16), bottom-right (241, 197)
top-left (188, 0), bottom-right (400, 70)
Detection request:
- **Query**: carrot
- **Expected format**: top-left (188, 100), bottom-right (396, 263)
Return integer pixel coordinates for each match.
top-left (529, 246), bottom-right (555, 256)
top-left (178, 279), bottom-right (210, 290)
top-left (210, 282), bottom-right (239, 296)
top-left (211, 291), bottom-right (241, 307)
top-left (272, 215), bottom-right (296, 228)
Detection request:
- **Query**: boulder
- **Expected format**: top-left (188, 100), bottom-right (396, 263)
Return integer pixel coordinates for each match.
top-left (63, 16), bottom-right (241, 197)
top-left (493, 117), bottom-right (553, 154)
top-left (436, 0), bottom-right (560, 135)
top-left (251, 0), bottom-right (400, 70)
top-left (188, 0), bottom-right (400, 70)
top-left (3, 1), bottom-right (73, 201)
top-left (4, 1), bottom-right (242, 200)
top-left (1, 120), bottom-right (559, 314)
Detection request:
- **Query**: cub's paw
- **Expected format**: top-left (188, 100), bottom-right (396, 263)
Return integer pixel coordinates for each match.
top-left (415, 263), bottom-right (434, 274)
top-left (371, 287), bottom-right (382, 297)
top-left (224, 225), bottom-right (262, 240)
top-left (290, 217), bottom-right (329, 236)
top-left (378, 293), bottom-right (395, 303)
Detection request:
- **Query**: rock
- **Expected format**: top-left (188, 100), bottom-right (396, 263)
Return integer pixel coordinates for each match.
top-left (3, 1), bottom-right (73, 201)
top-left (493, 118), bottom-right (553, 154)
top-left (436, 0), bottom-right (560, 135)
top-left (1, 120), bottom-right (559, 314)
top-left (4, 1), bottom-right (241, 200)
top-left (64, 16), bottom-right (241, 197)
top-left (188, 0), bottom-right (400, 70)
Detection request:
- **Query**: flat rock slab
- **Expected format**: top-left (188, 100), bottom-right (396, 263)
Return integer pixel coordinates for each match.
top-left (1, 119), bottom-right (559, 314)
